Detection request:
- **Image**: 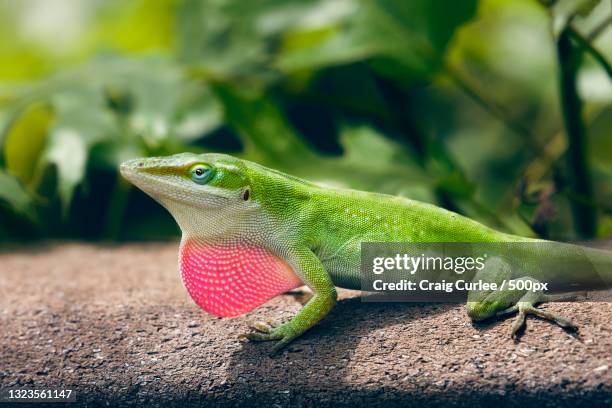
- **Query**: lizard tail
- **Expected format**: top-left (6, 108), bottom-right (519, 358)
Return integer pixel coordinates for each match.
top-left (543, 241), bottom-right (612, 291)
top-left (582, 244), bottom-right (612, 286)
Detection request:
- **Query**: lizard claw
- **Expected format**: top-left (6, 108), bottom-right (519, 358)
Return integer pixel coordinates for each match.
top-left (248, 320), bottom-right (276, 333)
top-left (510, 303), bottom-right (577, 340)
top-left (243, 320), bottom-right (284, 341)
top-left (242, 322), bottom-right (298, 354)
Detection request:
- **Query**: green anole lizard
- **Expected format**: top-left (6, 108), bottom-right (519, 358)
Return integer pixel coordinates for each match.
top-left (120, 153), bottom-right (611, 352)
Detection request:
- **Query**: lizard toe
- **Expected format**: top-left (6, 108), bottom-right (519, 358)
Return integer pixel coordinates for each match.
top-left (248, 321), bottom-right (275, 333)
top-left (244, 331), bottom-right (283, 342)
top-left (509, 303), bottom-right (577, 340)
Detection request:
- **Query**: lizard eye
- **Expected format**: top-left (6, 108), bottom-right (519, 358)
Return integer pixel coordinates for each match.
top-left (190, 164), bottom-right (215, 185)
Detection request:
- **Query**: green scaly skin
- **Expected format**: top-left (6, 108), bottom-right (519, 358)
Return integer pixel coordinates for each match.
top-left (120, 153), bottom-right (612, 353)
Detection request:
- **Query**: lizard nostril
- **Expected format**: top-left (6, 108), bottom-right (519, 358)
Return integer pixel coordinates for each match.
top-left (137, 162), bottom-right (144, 168)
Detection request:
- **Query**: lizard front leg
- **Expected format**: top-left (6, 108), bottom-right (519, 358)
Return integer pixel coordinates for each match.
top-left (465, 257), bottom-right (578, 338)
top-left (245, 246), bottom-right (337, 353)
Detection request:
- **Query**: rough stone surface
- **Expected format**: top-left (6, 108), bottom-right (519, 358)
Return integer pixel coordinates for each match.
top-left (0, 242), bottom-right (610, 407)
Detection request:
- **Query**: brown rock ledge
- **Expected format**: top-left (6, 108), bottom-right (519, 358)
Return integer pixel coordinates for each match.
top-left (0, 242), bottom-right (610, 407)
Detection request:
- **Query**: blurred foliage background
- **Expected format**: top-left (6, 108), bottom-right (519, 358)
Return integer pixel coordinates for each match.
top-left (0, 0), bottom-right (611, 242)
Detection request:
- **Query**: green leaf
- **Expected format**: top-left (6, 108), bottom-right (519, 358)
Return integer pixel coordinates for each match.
top-left (549, 0), bottom-right (602, 36)
top-left (213, 83), bottom-right (432, 196)
top-left (436, 171), bottom-right (476, 199)
top-left (0, 169), bottom-right (36, 220)
top-left (340, 125), bottom-right (421, 176)
top-left (2, 102), bottom-right (54, 187)
top-left (178, 0), bottom-right (478, 85)
top-left (599, 215), bottom-right (612, 238)
top-left (279, 0), bottom-right (478, 81)
top-left (211, 84), bottom-right (312, 162)
top-left (2, 56), bottom-right (220, 217)
top-left (37, 86), bottom-right (116, 214)
top-left (174, 88), bottom-right (223, 142)
top-left (42, 128), bottom-right (87, 215)
top-left (334, 126), bottom-right (433, 199)
top-left (590, 106), bottom-right (612, 172)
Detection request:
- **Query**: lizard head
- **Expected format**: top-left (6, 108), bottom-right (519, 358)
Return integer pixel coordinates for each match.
top-left (119, 152), bottom-right (257, 237)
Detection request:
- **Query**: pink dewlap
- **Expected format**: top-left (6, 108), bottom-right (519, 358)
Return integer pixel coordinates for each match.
top-left (179, 238), bottom-right (302, 317)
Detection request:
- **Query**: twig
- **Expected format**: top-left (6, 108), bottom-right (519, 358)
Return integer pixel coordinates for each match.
top-left (587, 14), bottom-right (612, 41)
top-left (568, 26), bottom-right (612, 79)
top-left (556, 27), bottom-right (597, 238)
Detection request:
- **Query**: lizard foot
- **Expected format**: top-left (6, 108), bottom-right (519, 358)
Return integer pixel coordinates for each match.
top-left (497, 302), bottom-right (577, 339)
top-left (247, 319), bottom-right (277, 333)
top-left (243, 322), bottom-right (299, 354)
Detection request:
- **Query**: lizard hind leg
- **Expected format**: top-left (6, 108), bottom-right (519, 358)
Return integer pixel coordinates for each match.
top-left (465, 257), bottom-right (515, 321)
top-left (464, 257), bottom-right (577, 339)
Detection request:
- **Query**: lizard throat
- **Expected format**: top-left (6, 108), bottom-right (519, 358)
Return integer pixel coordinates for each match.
top-left (179, 237), bottom-right (303, 317)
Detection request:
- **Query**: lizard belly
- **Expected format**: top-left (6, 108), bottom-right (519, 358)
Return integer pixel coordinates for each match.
top-left (179, 238), bottom-right (303, 317)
